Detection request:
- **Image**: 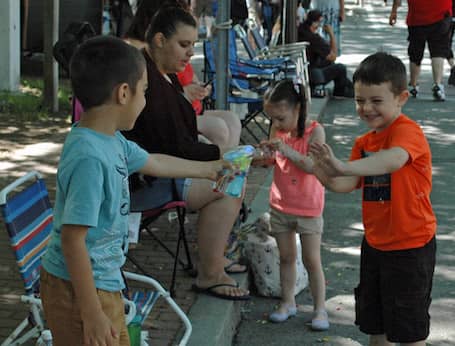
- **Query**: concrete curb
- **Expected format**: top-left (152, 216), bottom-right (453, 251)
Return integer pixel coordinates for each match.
top-left (186, 273), bottom-right (248, 346)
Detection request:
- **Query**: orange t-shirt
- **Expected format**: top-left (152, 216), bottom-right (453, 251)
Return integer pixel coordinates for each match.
top-left (270, 121), bottom-right (325, 217)
top-left (350, 114), bottom-right (436, 251)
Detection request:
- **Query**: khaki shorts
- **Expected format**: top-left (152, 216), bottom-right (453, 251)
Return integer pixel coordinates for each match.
top-left (40, 269), bottom-right (130, 346)
top-left (269, 208), bottom-right (324, 235)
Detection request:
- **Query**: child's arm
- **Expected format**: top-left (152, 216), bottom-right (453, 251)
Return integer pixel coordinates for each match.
top-left (269, 124), bottom-right (326, 173)
top-left (310, 142), bottom-right (409, 192)
top-left (312, 164), bottom-right (360, 193)
top-left (61, 225), bottom-right (118, 345)
top-left (139, 154), bottom-right (228, 181)
top-left (312, 143), bottom-right (409, 176)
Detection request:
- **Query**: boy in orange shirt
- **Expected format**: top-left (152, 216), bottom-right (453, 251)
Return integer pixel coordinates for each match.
top-left (310, 52), bottom-right (436, 346)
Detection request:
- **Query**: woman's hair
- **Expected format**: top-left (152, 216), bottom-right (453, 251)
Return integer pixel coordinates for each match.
top-left (126, 0), bottom-right (190, 41)
top-left (70, 36), bottom-right (145, 110)
top-left (263, 79), bottom-right (308, 137)
top-left (145, 6), bottom-right (197, 45)
top-left (304, 10), bottom-right (322, 27)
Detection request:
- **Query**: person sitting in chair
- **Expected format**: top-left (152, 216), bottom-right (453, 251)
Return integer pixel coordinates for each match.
top-left (298, 10), bottom-right (353, 98)
top-left (123, 6), bottom-right (250, 300)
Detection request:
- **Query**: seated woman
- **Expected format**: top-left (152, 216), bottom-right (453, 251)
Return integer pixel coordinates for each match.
top-left (298, 10), bottom-right (353, 98)
top-left (125, 0), bottom-right (241, 150)
top-left (123, 6), bottom-right (249, 300)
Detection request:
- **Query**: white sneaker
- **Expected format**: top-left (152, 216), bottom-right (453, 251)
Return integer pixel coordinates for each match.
top-left (432, 84), bottom-right (445, 101)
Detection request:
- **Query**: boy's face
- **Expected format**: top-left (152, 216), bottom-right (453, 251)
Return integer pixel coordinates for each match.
top-left (354, 81), bottom-right (408, 132)
top-left (122, 68), bottom-right (148, 130)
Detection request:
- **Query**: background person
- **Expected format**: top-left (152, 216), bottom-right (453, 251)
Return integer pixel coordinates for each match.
top-left (389, 0), bottom-right (452, 101)
top-left (310, 0), bottom-right (345, 56)
top-left (123, 6), bottom-right (250, 300)
top-left (298, 10), bottom-right (353, 98)
top-left (125, 0), bottom-right (241, 150)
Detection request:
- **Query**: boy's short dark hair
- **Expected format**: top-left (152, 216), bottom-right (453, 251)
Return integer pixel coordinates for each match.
top-left (353, 52), bottom-right (407, 95)
top-left (70, 36), bottom-right (145, 110)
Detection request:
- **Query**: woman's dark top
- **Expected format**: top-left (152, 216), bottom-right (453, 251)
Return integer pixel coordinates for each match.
top-left (124, 49), bottom-right (220, 161)
top-left (298, 23), bottom-right (331, 68)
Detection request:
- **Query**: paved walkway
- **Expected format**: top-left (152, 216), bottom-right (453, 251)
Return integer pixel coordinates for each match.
top-left (1, 1), bottom-right (455, 345)
top-left (235, 1), bottom-right (455, 346)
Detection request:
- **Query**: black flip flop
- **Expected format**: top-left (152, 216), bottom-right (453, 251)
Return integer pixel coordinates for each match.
top-left (191, 283), bottom-right (250, 301)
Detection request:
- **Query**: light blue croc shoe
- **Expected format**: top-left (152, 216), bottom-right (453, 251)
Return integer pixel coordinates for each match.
top-left (269, 306), bottom-right (297, 323)
top-left (311, 309), bottom-right (330, 331)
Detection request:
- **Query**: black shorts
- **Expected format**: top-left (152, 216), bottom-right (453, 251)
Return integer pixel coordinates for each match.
top-left (408, 16), bottom-right (452, 64)
top-left (354, 236), bottom-right (436, 343)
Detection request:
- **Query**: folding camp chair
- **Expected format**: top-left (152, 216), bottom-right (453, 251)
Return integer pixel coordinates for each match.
top-left (238, 20), bottom-right (312, 104)
top-left (0, 171), bottom-right (192, 345)
top-left (203, 39), bottom-right (274, 143)
top-left (127, 197), bottom-right (195, 298)
top-left (0, 171), bottom-right (51, 346)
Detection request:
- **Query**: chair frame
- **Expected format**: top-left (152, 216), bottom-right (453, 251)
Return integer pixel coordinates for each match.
top-left (1, 171), bottom-right (193, 345)
top-left (127, 200), bottom-right (195, 298)
top-left (0, 171), bottom-right (51, 346)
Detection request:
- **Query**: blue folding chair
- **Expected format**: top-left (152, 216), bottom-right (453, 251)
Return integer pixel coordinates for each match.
top-left (0, 171), bottom-right (192, 346)
top-left (0, 171), bottom-right (51, 345)
top-left (203, 39), bottom-right (273, 143)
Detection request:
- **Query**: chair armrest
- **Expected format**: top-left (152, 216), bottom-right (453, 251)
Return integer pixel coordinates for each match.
top-left (123, 271), bottom-right (192, 346)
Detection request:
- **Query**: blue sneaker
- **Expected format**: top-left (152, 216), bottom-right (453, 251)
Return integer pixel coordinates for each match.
top-left (311, 309), bottom-right (330, 331)
top-left (269, 306), bottom-right (297, 323)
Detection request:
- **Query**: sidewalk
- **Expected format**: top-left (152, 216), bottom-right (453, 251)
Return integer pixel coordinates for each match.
top-left (2, 1), bottom-right (454, 345)
top-left (235, 2), bottom-right (455, 346)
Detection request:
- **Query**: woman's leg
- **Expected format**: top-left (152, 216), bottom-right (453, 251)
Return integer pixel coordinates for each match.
top-left (197, 110), bottom-right (241, 152)
top-left (186, 178), bottom-right (248, 297)
top-left (300, 233), bottom-right (326, 316)
top-left (274, 231), bottom-right (298, 312)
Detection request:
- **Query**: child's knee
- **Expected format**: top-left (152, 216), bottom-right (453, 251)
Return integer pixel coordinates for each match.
top-left (279, 251), bottom-right (297, 265)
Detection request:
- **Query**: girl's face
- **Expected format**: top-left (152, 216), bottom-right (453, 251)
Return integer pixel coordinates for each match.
top-left (264, 100), bottom-right (300, 134)
top-left (157, 23), bottom-right (197, 74)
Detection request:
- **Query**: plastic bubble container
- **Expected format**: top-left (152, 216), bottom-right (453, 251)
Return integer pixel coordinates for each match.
top-left (213, 145), bottom-right (256, 198)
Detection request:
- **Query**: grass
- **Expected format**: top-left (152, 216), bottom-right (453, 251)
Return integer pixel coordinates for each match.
top-left (0, 77), bottom-right (72, 121)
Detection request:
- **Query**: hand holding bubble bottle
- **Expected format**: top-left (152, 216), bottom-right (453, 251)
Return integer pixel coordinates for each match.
top-left (251, 141), bottom-right (276, 167)
top-left (213, 145), bottom-right (256, 197)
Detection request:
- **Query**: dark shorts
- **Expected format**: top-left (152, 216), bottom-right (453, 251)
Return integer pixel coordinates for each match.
top-left (129, 177), bottom-right (191, 212)
top-left (354, 236), bottom-right (436, 343)
top-left (408, 16), bottom-right (452, 64)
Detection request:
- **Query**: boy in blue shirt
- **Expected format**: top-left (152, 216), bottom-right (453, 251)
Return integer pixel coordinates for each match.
top-left (40, 36), bottom-right (226, 346)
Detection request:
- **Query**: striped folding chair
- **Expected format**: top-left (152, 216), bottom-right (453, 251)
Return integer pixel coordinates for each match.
top-left (0, 172), bottom-right (192, 346)
top-left (0, 171), bottom-right (52, 346)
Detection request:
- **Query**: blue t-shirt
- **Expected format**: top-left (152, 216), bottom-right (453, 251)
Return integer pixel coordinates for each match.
top-left (42, 126), bottom-right (149, 291)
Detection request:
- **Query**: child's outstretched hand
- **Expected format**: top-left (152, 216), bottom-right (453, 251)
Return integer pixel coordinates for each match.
top-left (251, 141), bottom-right (276, 167)
top-left (83, 310), bottom-right (118, 346)
top-left (309, 142), bottom-right (346, 177)
top-left (208, 160), bottom-right (234, 182)
top-left (269, 138), bottom-right (294, 157)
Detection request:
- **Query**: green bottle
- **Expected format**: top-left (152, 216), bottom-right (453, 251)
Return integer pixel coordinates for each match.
top-left (127, 316), bottom-right (142, 346)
